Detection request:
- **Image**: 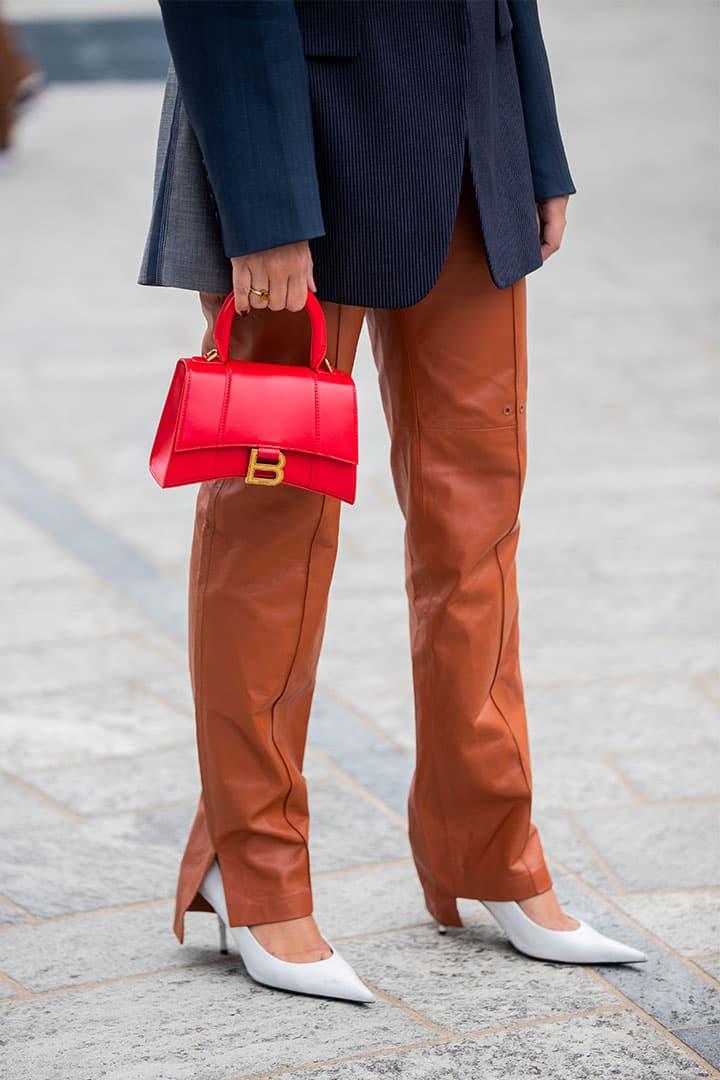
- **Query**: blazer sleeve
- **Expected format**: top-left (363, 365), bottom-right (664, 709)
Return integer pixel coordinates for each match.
top-left (508, 0), bottom-right (577, 201)
top-left (157, 0), bottom-right (326, 258)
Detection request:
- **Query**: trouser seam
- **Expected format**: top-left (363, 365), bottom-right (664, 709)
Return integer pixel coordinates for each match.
top-left (488, 279), bottom-right (532, 797)
top-left (193, 479), bottom-right (227, 841)
top-left (266, 305), bottom-right (346, 895)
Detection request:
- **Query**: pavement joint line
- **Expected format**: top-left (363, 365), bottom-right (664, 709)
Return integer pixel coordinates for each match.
top-left (0, 956), bottom-right (240, 1002)
top-left (693, 672), bottom-right (720, 706)
top-left (543, 855), bottom-right (720, 994)
top-left (228, 1036), bottom-right (459, 1080)
top-left (451, 1002), bottom-right (627, 1041)
top-left (317, 682), bottom-right (411, 754)
top-left (615, 886), bottom-right (720, 897)
top-left (557, 809), bottom-right (628, 893)
top-left (0, 971), bottom-right (32, 999)
top-left (5, 740), bottom-right (196, 768)
top-left (348, 983), bottom-right (458, 1038)
top-left (126, 675), bottom-right (194, 716)
top-left (0, 770), bottom-right (84, 821)
top-left (0, 453), bottom-right (416, 820)
top-left (299, 743), bottom-right (407, 826)
top-left (0, 896), bottom-right (175, 930)
top-left (329, 915), bottom-right (490, 945)
top-left (585, 967), bottom-right (720, 1078)
top-left (0, 895), bottom-right (34, 919)
top-left (226, 1005), bottom-right (630, 1080)
top-left (598, 751), bottom-right (649, 803)
top-left (520, 671), bottom-right (720, 690)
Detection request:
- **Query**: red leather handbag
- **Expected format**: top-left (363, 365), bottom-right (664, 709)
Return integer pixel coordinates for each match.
top-left (148, 289), bottom-right (359, 503)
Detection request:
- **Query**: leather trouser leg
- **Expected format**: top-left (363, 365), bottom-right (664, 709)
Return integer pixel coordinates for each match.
top-left (173, 298), bottom-right (366, 943)
top-left (365, 166), bottom-right (553, 928)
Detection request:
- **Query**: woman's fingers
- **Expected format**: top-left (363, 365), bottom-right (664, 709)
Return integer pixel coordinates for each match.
top-left (536, 195), bottom-right (569, 261)
top-left (231, 260), bottom-right (252, 315)
top-left (231, 240), bottom-right (314, 314)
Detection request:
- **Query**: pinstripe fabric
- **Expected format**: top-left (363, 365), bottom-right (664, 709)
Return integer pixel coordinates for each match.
top-left (138, 0), bottom-right (576, 307)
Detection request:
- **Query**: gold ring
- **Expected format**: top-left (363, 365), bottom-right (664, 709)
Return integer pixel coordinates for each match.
top-left (249, 286), bottom-right (270, 301)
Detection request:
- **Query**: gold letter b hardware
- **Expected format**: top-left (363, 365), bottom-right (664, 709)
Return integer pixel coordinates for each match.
top-left (245, 447), bottom-right (286, 486)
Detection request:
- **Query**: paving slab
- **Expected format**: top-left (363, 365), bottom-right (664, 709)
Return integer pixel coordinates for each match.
top-left (287, 1010), bottom-right (710, 1080)
top-left (0, 773), bottom-right (79, 834)
top-left (0, 682), bottom-right (191, 771)
top-left (0, 634), bottom-right (184, 699)
top-left (0, 965), bottom-right (434, 1080)
top-left (671, 1025), bottom-right (720, 1072)
top-left (610, 890), bottom-right (720, 959)
top-left (610, 743), bottom-right (720, 802)
top-left (525, 678), bottom-right (720, 757)
top-left (19, 745), bottom-right (201, 815)
top-left (337, 923), bottom-right (618, 1034)
top-left (571, 802), bottom-right (720, 892)
top-left (308, 781), bottom-right (411, 872)
top-left (552, 878), bottom-right (720, 1033)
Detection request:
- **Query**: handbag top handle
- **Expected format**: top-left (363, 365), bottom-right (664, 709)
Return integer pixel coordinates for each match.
top-left (213, 288), bottom-right (329, 371)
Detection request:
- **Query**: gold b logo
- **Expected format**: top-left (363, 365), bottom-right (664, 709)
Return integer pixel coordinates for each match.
top-left (245, 447), bottom-right (286, 486)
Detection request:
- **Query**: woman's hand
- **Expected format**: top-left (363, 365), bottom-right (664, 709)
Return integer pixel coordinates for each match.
top-left (230, 240), bottom-right (317, 314)
top-left (535, 195), bottom-right (569, 262)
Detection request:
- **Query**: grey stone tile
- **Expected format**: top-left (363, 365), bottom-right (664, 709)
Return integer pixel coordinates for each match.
top-left (531, 754), bottom-right (636, 811)
top-left (0, 682), bottom-right (192, 772)
top-left (0, 774), bottom-right (76, 833)
top-left (533, 810), bottom-right (620, 894)
top-left (313, 862), bottom-right (438, 941)
top-left (338, 923), bottom-right (617, 1033)
top-left (0, 902), bottom-right (200, 992)
top-left (0, 901), bottom-right (29, 928)
top-left (526, 679), bottom-right (720, 757)
top-left (309, 699), bottom-right (414, 817)
top-left (303, 746), bottom-right (341, 783)
top-left (0, 579), bottom-right (150, 650)
top-left (672, 1025), bottom-right (720, 1070)
top-left (20, 745), bottom-right (201, 815)
top-left (0, 634), bottom-right (183, 698)
top-left (610, 890), bottom-right (720, 958)
top-left (571, 802), bottom-right (720, 892)
top-left (0, 804), bottom-right (195, 917)
top-left (520, 578), bottom-right (717, 642)
top-left (0, 961), bottom-right (430, 1080)
top-left (552, 878), bottom-right (720, 1031)
top-left (610, 744), bottom-right (720, 802)
top-left (309, 781), bottom-right (411, 872)
top-left (134, 669), bottom-right (194, 716)
top-left (0, 505), bottom-right (88, 587)
top-left (520, 637), bottom-right (718, 687)
top-left (290, 1011), bottom-right (709, 1079)
top-left (695, 956), bottom-right (720, 982)
top-left (0, 980), bottom-right (19, 1000)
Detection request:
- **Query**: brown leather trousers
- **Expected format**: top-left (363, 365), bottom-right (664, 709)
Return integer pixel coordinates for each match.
top-left (172, 162), bottom-right (553, 944)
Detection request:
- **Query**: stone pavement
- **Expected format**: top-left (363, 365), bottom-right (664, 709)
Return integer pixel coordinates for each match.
top-left (0, 1), bottom-right (718, 1078)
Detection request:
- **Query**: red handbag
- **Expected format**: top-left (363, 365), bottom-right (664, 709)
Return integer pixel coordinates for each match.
top-left (148, 289), bottom-right (359, 503)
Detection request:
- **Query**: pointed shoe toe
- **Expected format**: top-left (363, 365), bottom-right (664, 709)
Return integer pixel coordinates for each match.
top-left (480, 900), bottom-right (648, 965)
top-left (236, 925), bottom-right (376, 1002)
top-left (198, 858), bottom-right (375, 1002)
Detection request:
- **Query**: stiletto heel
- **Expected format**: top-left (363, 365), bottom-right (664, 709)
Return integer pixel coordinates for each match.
top-left (480, 900), bottom-right (648, 964)
top-left (436, 922), bottom-right (448, 934)
top-left (199, 858), bottom-right (375, 1002)
top-left (217, 914), bottom-right (229, 954)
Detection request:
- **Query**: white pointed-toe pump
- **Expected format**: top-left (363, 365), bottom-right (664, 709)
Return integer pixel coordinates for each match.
top-left (198, 858), bottom-right (376, 1002)
top-left (438, 899), bottom-right (647, 964)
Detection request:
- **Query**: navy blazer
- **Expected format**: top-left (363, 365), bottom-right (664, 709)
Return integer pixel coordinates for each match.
top-left (148, 0), bottom-right (576, 306)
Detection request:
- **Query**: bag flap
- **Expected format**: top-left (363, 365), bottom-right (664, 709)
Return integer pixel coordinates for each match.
top-left (174, 358), bottom-right (358, 465)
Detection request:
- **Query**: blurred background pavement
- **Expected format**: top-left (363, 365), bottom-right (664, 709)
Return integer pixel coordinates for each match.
top-left (0, 2), bottom-right (718, 1078)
